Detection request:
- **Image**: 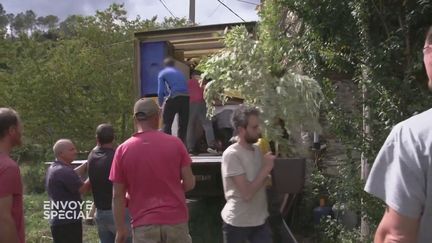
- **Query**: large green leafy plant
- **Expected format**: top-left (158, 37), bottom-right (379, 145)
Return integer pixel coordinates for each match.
top-left (199, 25), bottom-right (323, 156)
top-left (258, 0), bottom-right (432, 241)
top-left (202, 0), bottom-right (432, 241)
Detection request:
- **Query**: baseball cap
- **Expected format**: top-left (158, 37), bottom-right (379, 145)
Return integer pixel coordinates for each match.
top-left (133, 98), bottom-right (159, 120)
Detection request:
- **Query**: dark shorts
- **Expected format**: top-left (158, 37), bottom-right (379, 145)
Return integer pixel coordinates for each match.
top-left (222, 221), bottom-right (272, 243)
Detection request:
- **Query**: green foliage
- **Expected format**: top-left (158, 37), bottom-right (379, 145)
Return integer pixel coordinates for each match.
top-left (199, 25), bottom-right (323, 156)
top-left (24, 194), bottom-right (51, 243)
top-left (24, 194), bottom-right (99, 243)
top-left (16, 143), bottom-right (50, 194)
top-left (0, 3), bottom-right (188, 155)
top-left (265, 0), bottom-right (432, 241)
top-left (0, 8), bottom-right (190, 241)
top-left (319, 217), bottom-right (363, 243)
top-left (201, 0), bottom-right (431, 241)
top-left (22, 163), bottom-right (46, 194)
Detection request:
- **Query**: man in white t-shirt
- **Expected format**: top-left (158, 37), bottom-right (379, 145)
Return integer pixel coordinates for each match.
top-left (365, 25), bottom-right (432, 243)
top-left (221, 105), bottom-right (275, 243)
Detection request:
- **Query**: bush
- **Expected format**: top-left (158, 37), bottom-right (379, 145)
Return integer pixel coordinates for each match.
top-left (22, 162), bottom-right (47, 194)
top-left (24, 194), bottom-right (51, 242)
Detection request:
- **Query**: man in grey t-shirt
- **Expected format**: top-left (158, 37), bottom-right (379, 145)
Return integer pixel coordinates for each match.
top-left (365, 26), bottom-right (432, 243)
top-left (221, 105), bottom-right (275, 243)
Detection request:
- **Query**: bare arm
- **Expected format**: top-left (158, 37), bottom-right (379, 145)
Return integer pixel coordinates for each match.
top-left (231, 152), bottom-right (274, 202)
top-left (231, 169), bottom-right (270, 202)
top-left (112, 183), bottom-right (128, 243)
top-left (374, 207), bottom-right (419, 243)
top-left (74, 161), bottom-right (87, 177)
top-left (0, 195), bottom-right (19, 243)
top-left (181, 165), bottom-right (195, 192)
top-left (79, 178), bottom-right (91, 194)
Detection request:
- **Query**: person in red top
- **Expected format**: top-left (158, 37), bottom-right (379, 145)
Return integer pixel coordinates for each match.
top-left (186, 70), bottom-right (218, 154)
top-left (0, 108), bottom-right (24, 243)
top-left (109, 98), bottom-right (196, 243)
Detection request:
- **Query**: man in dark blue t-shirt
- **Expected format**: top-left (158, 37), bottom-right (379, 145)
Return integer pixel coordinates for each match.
top-left (157, 57), bottom-right (190, 144)
top-left (46, 139), bottom-right (90, 243)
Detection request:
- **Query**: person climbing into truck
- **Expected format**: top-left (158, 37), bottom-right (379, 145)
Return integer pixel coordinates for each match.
top-left (157, 57), bottom-right (190, 144)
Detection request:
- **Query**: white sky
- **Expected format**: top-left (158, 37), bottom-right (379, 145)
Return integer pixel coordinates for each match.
top-left (1, 0), bottom-right (260, 25)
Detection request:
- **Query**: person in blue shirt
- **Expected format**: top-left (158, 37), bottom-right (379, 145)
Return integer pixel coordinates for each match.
top-left (46, 139), bottom-right (91, 243)
top-left (157, 57), bottom-right (190, 144)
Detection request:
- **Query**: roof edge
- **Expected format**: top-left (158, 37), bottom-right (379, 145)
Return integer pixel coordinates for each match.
top-left (134, 21), bottom-right (257, 39)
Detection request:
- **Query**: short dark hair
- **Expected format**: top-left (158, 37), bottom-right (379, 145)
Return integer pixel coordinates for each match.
top-left (231, 105), bottom-right (260, 129)
top-left (96, 123), bottom-right (114, 145)
top-left (164, 57), bottom-right (175, 67)
top-left (0, 108), bottom-right (19, 139)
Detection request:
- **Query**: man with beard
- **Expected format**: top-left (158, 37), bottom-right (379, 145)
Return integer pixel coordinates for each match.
top-left (0, 108), bottom-right (24, 243)
top-left (365, 25), bottom-right (432, 243)
top-left (220, 105), bottom-right (275, 243)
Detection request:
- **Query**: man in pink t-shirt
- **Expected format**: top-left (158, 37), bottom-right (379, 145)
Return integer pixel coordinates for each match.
top-left (109, 98), bottom-right (195, 243)
top-left (0, 108), bottom-right (25, 243)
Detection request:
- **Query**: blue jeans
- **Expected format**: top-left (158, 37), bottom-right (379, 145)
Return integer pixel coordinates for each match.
top-left (187, 101), bottom-right (216, 150)
top-left (95, 209), bottom-right (132, 243)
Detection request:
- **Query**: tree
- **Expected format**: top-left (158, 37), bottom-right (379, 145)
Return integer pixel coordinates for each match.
top-left (1, 4), bottom-right (188, 155)
top-left (44, 15), bottom-right (59, 30)
top-left (200, 0), bottom-right (432, 241)
top-left (199, 26), bottom-right (322, 156)
top-left (11, 12), bottom-right (26, 36)
top-left (59, 15), bottom-right (81, 38)
top-left (6, 13), bottom-right (14, 35)
top-left (159, 17), bottom-right (191, 29)
top-left (0, 4), bottom-right (8, 34)
top-left (37, 15), bottom-right (59, 35)
top-left (255, 0), bottom-right (432, 241)
top-left (24, 10), bottom-right (36, 34)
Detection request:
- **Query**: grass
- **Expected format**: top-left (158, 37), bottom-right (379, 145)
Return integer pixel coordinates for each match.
top-left (22, 162), bottom-right (224, 242)
top-left (25, 194), bottom-right (225, 243)
top-left (21, 162), bottom-right (100, 242)
top-left (25, 193), bottom-right (99, 243)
